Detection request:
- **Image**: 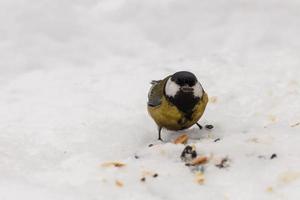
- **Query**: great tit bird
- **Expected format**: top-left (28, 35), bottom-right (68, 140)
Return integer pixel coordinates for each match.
top-left (147, 71), bottom-right (208, 140)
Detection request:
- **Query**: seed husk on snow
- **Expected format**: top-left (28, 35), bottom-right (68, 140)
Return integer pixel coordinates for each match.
top-left (101, 162), bottom-right (126, 168)
top-left (195, 172), bottom-right (205, 184)
top-left (215, 157), bottom-right (230, 169)
top-left (140, 177), bottom-right (146, 182)
top-left (174, 134), bottom-right (189, 144)
top-left (209, 96), bottom-right (218, 103)
top-left (270, 153), bottom-right (277, 159)
top-left (205, 124), bottom-right (214, 130)
top-left (291, 122), bottom-right (300, 127)
top-left (181, 145), bottom-right (197, 162)
top-left (189, 156), bottom-right (208, 166)
top-left (115, 180), bottom-right (124, 187)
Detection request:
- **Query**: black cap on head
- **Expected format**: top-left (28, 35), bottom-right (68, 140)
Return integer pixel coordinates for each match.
top-left (171, 71), bottom-right (198, 87)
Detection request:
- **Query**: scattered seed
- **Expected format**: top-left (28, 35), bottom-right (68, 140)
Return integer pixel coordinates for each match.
top-left (140, 177), bottom-right (146, 182)
top-left (209, 96), bottom-right (218, 103)
top-left (268, 115), bottom-right (277, 123)
top-left (205, 125), bottom-right (214, 129)
top-left (189, 156), bottom-right (208, 166)
top-left (266, 186), bottom-right (274, 193)
top-left (181, 145), bottom-right (197, 162)
top-left (270, 154), bottom-right (277, 159)
top-left (214, 138), bottom-right (220, 142)
top-left (101, 162), bottom-right (126, 168)
top-left (195, 172), bottom-right (205, 184)
top-left (181, 146), bottom-right (193, 157)
top-left (279, 171), bottom-right (300, 184)
top-left (291, 122), bottom-right (300, 127)
top-left (174, 134), bottom-right (189, 144)
top-left (215, 157), bottom-right (230, 169)
top-left (115, 180), bottom-right (124, 187)
top-left (141, 170), bottom-right (154, 177)
top-left (148, 144), bottom-right (154, 147)
top-left (134, 155), bottom-right (139, 159)
top-left (153, 173), bottom-right (158, 178)
top-left (191, 151), bottom-right (197, 159)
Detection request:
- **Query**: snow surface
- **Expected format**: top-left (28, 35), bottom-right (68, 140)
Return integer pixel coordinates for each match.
top-left (1, 0), bottom-right (300, 199)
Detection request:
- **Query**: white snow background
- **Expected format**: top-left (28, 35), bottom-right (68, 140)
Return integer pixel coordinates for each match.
top-left (0, 0), bottom-right (300, 199)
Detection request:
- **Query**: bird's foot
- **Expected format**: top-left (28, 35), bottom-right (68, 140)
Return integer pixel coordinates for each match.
top-left (196, 123), bottom-right (203, 130)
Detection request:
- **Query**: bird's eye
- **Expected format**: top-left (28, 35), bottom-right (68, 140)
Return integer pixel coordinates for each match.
top-left (187, 79), bottom-right (195, 86)
top-left (176, 79), bottom-right (184, 85)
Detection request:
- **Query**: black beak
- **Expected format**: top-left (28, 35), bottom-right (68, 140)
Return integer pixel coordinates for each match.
top-left (180, 86), bottom-right (194, 93)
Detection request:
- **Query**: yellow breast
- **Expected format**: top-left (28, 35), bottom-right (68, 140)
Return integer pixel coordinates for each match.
top-left (148, 92), bottom-right (208, 130)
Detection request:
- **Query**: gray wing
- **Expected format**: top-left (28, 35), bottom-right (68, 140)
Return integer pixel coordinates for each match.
top-left (147, 80), bottom-right (164, 107)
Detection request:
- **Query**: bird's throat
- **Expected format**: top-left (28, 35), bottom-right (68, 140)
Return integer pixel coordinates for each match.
top-left (167, 92), bottom-right (200, 120)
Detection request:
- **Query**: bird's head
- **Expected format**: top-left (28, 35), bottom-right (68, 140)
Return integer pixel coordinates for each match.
top-left (165, 71), bottom-right (203, 99)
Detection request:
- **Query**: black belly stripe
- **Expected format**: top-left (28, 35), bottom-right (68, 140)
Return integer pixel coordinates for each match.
top-left (168, 91), bottom-right (200, 120)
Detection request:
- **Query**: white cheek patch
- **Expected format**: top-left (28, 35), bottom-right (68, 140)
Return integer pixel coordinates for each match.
top-left (193, 82), bottom-right (203, 98)
top-left (165, 78), bottom-right (180, 97)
